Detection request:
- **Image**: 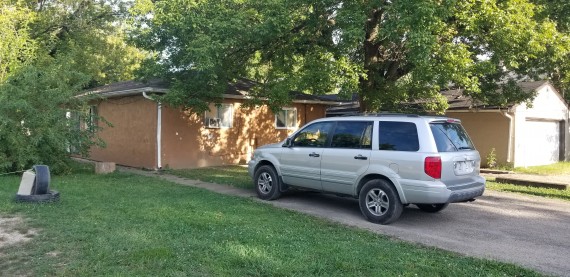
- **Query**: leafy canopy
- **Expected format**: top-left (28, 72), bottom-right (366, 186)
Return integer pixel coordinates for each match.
top-left (0, 0), bottom-right (144, 173)
top-left (132, 0), bottom-right (569, 113)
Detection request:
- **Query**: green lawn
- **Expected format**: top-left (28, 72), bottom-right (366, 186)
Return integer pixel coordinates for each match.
top-left (486, 181), bottom-right (570, 201)
top-left (168, 166), bottom-right (253, 189)
top-left (170, 165), bottom-right (570, 202)
top-left (0, 170), bottom-right (541, 276)
top-left (514, 162), bottom-right (570, 175)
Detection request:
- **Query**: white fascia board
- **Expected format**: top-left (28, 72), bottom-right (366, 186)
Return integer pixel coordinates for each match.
top-left (78, 87), bottom-right (168, 99)
top-left (221, 94), bottom-right (345, 105)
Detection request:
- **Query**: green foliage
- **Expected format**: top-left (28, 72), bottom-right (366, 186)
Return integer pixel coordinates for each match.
top-left (486, 148), bottom-right (497, 169)
top-left (0, 0), bottom-right (145, 173)
top-left (25, 0), bottom-right (146, 88)
top-left (530, 0), bottom-right (570, 102)
top-left (0, 63), bottom-right (104, 173)
top-left (131, 0), bottom-right (569, 113)
top-left (0, 1), bottom-right (36, 82)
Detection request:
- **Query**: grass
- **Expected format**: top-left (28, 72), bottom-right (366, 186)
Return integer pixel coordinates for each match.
top-left (513, 162), bottom-right (570, 175)
top-left (168, 165), bottom-right (252, 189)
top-left (169, 165), bottom-right (570, 202)
top-left (0, 170), bottom-right (542, 276)
top-left (486, 181), bottom-right (570, 201)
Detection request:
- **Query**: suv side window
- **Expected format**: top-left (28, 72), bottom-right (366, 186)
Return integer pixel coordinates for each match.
top-left (331, 121), bottom-right (373, 149)
top-left (378, 121), bottom-right (419, 151)
top-left (292, 122), bottom-right (334, 147)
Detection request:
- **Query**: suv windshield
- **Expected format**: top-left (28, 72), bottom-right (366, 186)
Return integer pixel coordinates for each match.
top-left (430, 122), bottom-right (475, 152)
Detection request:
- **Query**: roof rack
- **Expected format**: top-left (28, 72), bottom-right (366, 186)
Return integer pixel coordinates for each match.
top-left (340, 112), bottom-right (420, 117)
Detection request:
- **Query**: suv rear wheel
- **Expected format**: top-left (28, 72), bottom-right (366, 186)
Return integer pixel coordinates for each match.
top-left (254, 165), bottom-right (282, 200)
top-left (416, 203), bottom-right (449, 213)
top-left (358, 179), bottom-right (403, 224)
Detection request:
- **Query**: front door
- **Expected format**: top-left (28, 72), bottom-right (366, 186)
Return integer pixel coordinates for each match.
top-left (321, 121), bottom-right (373, 195)
top-left (280, 122), bottom-right (335, 190)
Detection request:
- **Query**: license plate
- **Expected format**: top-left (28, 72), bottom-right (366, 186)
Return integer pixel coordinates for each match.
top-left (454, 160), bottom-right (474, 175)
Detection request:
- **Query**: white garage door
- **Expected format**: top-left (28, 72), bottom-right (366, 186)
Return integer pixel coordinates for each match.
top-left (522, 120), bottom-right (560, 166)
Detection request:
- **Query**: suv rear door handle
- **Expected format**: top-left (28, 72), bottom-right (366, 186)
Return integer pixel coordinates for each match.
top-left (309, 152), bottom-right (320, 157)
top-left (354, 155), bottom-right (368, 160)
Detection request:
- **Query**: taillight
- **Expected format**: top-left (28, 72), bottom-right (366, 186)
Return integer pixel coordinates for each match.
top-left (424, 156), bottom-right (442, 179)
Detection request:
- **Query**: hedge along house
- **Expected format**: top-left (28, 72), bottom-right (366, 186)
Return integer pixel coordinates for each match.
top-left (444, 80), bottom-right (569, 167)
top-left (80, 80), bottom-right (342, 169)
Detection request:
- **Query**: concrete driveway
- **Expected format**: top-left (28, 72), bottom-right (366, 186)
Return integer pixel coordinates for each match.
top-left (124, 169), bottom-right (570, 277)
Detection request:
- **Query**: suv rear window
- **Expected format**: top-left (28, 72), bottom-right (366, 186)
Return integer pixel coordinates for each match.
top-left (430, 122), bottom-right (475, 152)
top-left (378, 121), bottom-right (419, 151)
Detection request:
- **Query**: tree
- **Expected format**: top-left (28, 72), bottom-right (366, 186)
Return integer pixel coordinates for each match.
top-left (0, 1), bottom-right (35, 82)
top-left (26, 0), bottom-right (145, 88)
top-left (531, 0), bottom-right (570, 102)
top-left (0, 0), bottom-right (144, 173)
top-left (131, 0), bottom-right (567, 113)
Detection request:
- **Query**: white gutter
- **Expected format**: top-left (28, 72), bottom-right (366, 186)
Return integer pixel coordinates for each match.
top-left (142, 91), bottom-right (162, 170)
top-left (500, 110), bottom-right (515, 164)
top-left (77, 87), bottom-right (168, 99)
top-left (220, 94), bottom-right (344, 105)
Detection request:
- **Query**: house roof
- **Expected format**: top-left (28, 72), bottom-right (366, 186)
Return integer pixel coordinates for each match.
top-left (81, 79), bottom-right (342, 105)
top-left (443, 80), bottom-right (554, 110)
top-left (325, 80), bottom-right (560, 116)
top-left (79, 79), bottom-right (169, 98)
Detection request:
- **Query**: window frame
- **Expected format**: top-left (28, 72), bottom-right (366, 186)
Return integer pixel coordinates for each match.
top-left (275, 107), bottom-right (298, 130)
top-left (204, 103), bottom-right (234, 129)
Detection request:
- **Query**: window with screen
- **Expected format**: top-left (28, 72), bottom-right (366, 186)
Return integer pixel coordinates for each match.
top-left (275, 108), bottom-right (297, 129)
top-left (204, 104), bottom-right (233, 128)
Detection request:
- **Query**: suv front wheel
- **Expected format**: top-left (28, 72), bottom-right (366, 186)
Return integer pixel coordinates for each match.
top-left (359, 179), bottom-right (403, 224)
top-left (254, 165), bottom-right (282, 200)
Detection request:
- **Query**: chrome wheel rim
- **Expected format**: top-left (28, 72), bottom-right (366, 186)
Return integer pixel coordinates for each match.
top-left (257, 172), bottom-right (273, 194)
top-left (366, 188), bottom-right (390, 216)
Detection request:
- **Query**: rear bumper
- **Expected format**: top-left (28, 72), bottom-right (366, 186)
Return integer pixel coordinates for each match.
top-left (400, 176), bottom-right (486, 204)
top-left (447, 185), bottom-right (485, 203)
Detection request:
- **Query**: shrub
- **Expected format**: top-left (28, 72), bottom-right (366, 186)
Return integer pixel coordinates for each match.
top-left (486, 148), bottom-right (497, 169)
top-left (0, 64), bottom-right (104, 174)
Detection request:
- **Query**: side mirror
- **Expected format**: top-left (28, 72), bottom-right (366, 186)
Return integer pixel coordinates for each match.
top-left (282, 138), bottom-right (292, 148)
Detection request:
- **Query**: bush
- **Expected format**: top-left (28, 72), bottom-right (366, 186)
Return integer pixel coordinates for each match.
top-left (0, 64), bottom-right (104, 174)
top-left (486, 148), bottom-right (497, 169)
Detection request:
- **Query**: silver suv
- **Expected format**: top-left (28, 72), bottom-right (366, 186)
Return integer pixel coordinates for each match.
top-left (248, 114), bottom-right (485, 224)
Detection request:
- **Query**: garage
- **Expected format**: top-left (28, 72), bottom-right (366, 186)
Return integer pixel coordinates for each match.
top-left (521, 120), bottom-right (560, 166)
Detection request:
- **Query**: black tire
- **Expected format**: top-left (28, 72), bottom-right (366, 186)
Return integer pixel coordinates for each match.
top-left (416, 203), bottom-right (449, 213)
top-left (32, 165), bottom-right (51, 195)
top-left (15, 190), bottom-right (60, 203)
top-left (358, 179), bottom-right (403, 224)
top-left (254, 165), bottom-right (282, 200)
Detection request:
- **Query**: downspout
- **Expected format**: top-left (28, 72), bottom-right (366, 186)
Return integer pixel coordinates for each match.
top-left (142, 91), bottom-right (162, 170)
top-left (501, 109), bottom-right (514, 164)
